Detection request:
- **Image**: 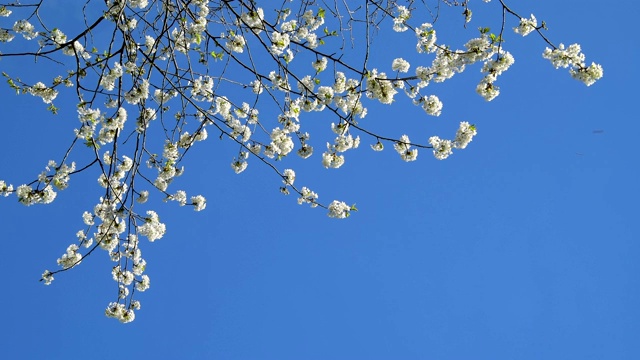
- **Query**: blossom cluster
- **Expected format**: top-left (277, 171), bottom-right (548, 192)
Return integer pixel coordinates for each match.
top-left (514, 15), bottom-right (537, 36)
top-left (543, 43), bottom-right (603, 86)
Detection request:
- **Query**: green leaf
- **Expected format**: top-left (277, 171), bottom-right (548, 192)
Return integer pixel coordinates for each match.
top-left (84, 138), bottom-right (100, 149)
top-left (318, 8), bottom-right (325, 18)
top-left (47, 104), bottom-right (58, 115)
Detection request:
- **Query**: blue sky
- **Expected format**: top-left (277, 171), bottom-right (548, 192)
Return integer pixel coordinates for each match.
top-left (0, 1), bottom-right (639, 359)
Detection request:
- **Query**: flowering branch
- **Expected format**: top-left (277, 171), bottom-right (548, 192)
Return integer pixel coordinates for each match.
top-left (0, 0), bottom-right (602, 323)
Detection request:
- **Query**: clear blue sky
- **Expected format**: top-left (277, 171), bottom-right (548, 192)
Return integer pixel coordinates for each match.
top-left (0, 1), bottom-right (638, 359)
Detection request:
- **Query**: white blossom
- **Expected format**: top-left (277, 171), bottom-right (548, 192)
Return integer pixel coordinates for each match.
top-left (0, 29), bottom-right (15, 42)
top-left (476, 75), bottom-right (500, 101)
top-left (240, 8), bottom-right (265, 33)
top-left (429, 136), bottom-right (453, 160)
top-left (137, 190), bottom-right (149, 204)
top-left (419, 95), bottom-right (443, 116)
top-left (57, 244), bottom-right (82, 269)
top-left (13, 20), bottom-right (37, 39)
top-left (322, 148), bottom-right (345, 169)
top-left (270, 128), bottom-right (294, 156)
top-left (136, 275), bottom-right (150, 292)
top-left (327, 200), bottom-right (351, 219)
top-left (231, 159), bottom-right (248, 174)
top-left (297, 187), bottom-right (318, 207)
top-left (129, 0), bottom-right (149, 10)
top-left (453, 122), bottom-right (477, 149)
top-left (100, 62), bottom-right (123, 91)
top-left (124, 79), bottom-right (150, 105)
top-left (394, 135), bottom-right (417, 162)
top-left (301, 9), bottom-right (324, 31)
top-left (393, 6), bottom-right (411, 32)
top-left (312, 57), bottom-right (328, 73)
top-left (29, 82), bottom-right (58, 104)
top-left (416, 23), bottom-right (437, 53)
top-left (514, 14), bottom-right (537, 36)
top-left (297, 144), bottom-right (314, 159)
top-left (138, 211), bottom-right (166, 242)
top-left (366, 70), bottom-right (397, 104)
top-left (41, 270), bottom-right (54, 285)
top-left (191, 195), bottom-right (206, 211)
top-left (82, 211), bottom-right (94, 225)
top-left (0, 6), bottom-right (12, 17)
top-left (542, 43), bottom-right (585, 69)
top-left (226, 34), bottom-right (245, 53)
top-left (170, 190), bottom-right (187, 206)
top-left (392, 58), bottom-right (410, 73)
top-left (482, 51), bottom-right (515, 76)
top-left (570, 62), bottom-right (604, 86)
top-left (270, 31), bottom-right (290, 55)
top-left (283, 169), bottom-right (295, 185)
top-left (0, 180), bottom-right (14, 196)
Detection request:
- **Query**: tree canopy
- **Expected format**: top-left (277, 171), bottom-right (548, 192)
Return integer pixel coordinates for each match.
top-left (0, 0), bottom-right (602, 323)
